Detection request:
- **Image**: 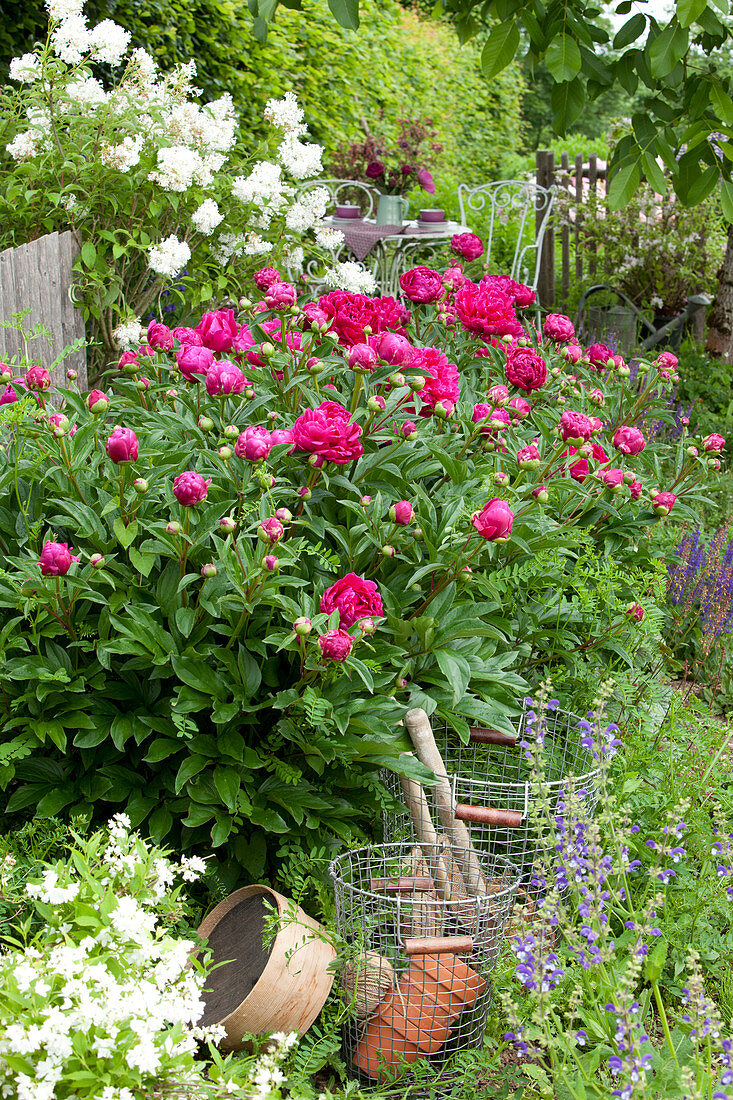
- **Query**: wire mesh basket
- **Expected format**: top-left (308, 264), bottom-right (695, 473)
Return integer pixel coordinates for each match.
top-left (330, 841), bottom-right (519, 1092)
top-left (382, 708), bottom-right (600, 917)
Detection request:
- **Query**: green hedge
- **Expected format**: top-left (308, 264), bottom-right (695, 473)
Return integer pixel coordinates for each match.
top-left (1, 0), bottom-right (524, 189)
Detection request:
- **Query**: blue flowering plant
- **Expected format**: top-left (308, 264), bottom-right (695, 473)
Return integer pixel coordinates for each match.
top-left (501, 682), bottom-right (733, 1100)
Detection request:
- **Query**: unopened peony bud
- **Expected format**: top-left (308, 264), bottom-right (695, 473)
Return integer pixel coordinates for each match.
top-left (618, 365), bottom-right (631, 377)
top-left (390, 500), bottom-right (414, 525)
top-left (709, 457), bottom-right (722, 470)
top-left (408, 375), bottom-right (426, 392)
top-left (299, 487), bottom-right (312, 500)
top-left (223, 424), bottom-right (239, 439)
top-left (264, 554), bottom-right (279, 570)
top-left (218, 445), bottom-right (233, 459)
top-left (493, 472), bottom-right (509, 485)
top-left (260, 342), bottom-right (275, 358)
top-left (367, 395), bottom-right (386, 413)
top-left (533, 486), bottom-right (549, 502)
top-left (387, 373), bottom-right (405, 388)
top-left (135, 378), bottom-right (150, 391)
top-left (198, 416), bottom-right (214, 432)
top-left (0, 369), bottom-right (12, 384)
top-left (413, 527), bottom-right (424, 541)
top-left (626, 601), bottom-right (644, 621)
top-left (360, 495), bottom-right (372, 506)
top-left (66, 369), bottom-right (77, 381)
top-left (401, 421), bottom-right (418, 439)
top-left (358, 617), bottom-right (378, 634)
top-left (201, 563), bottom-right (218, 578)
top-left (434, 402), bottom-right (449, 419)
top-left (239, 297), bottom-right (253, 309)
top-left (382, 544), bottom-right (396, 558)
top-left (275, 507), bottom-right (292, 524)
top-left (245, 387), bottom-right (255, 400)
top-left (132, 477), bottom-right (148, 494)
top-left (307, 357), bottom-right (324, 374)
top-left (259, 517), bottom-right (284, 543)
top-left (396, 677), bottom-right (408, 689)
top-left (89, 553), bottom-right (105, 569)
top-left (687, 446), bottom-right (699, 457)
top-left (219, 516), bottom-right (237, 533)
top-left (294, 616), bottom-right (312, 636)
top-left (167, 521), bottom-right (182, 534)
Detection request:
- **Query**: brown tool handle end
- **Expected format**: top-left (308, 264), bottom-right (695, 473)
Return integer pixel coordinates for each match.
top-left (404, 935), bottom-right (474, 955)
top-left (468, 727), bottom-right (518, 747)
top-left (454, 804), bottom-right (524, 828)
top-left (371, 876), bottom-right (433, 893)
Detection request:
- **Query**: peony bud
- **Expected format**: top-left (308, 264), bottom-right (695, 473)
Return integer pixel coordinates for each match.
top-left (236, 425), bottom-right (272, 462)
top-left (358, 617), bottom-right (378, 634)
top-left (26, 365), bottom-right (51, 391)
top-left (299, 487), bottom-right (312, 501)
top-left (106, 427), bottom-right (138, 464)
top-left (390, 500), bottom-right (414, 525)
top-left (275, 507), bottom-right (293, 524)
top-left (472, 498), bottom-right (513, 542)
top-left (401, 421), bottom-right (418, 439)
top-left (367, 395), bottom-right (386, 413)
top-left (87, 389), bottom-right (110, 414)
top-left (687, 446), bottom-right (699, 457)
top-left (38, 540), bottom-right (78, 576)
top-left (260, 342), bottom-right (275, 358)
top-left (219, 516), bottom-right (237, 533)
top-left (533, 486), bottom-right (549, 503)
top-left (218, 445), bottom-right (233, 459)
top-left (263, 554), bottom-right (279, 571)
top-left (387, 373), bottom-right (406, 388)
top-left (132, 477), bottom-right (148, 494)
top-left (173, 470), bottom-right (211, 507)
top-left (198, 416), bottom-right (214, 432)
top-left (167, 521), bottom-right (182, 534)
top-left (89, 553), bottom-right (105, 569)
top-left (201, 563), bottom-right (218, 578)
top-left (626, 602), bottom-right (644, 621)
top-left (294, 616), bottom-right (312, 636)
top-left (319, 628), bottom-right (354, 662)
top-left (259, 517), bottom-right (284, 543)
top-left (224, 424), bottom-right (239, 439)
top-left (306, 357), bottom-right (324, 374)
top-left (382, 544), bottom-right (396, 557)
top-left (360, 495), bottom-right (372, 506)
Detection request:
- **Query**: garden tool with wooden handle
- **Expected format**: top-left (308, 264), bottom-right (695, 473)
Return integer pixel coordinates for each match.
top-left (398, 764), bottom-right (453, 902)
top-left (404, 708), bottom-right (523, 896)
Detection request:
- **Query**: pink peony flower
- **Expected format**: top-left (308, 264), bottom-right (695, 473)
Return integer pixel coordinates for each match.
top-left (87, 389), bottom-right (109, 413)
top-left (544, 314), bottom-right (575, 342)
top-left (655, 351), bottom-right (679, 370)
top-left (259, 517), bottom-right (284, 543)
top-left (508, 396), bottom-right (531, 420)
top-left (488, 384), bottom-right (510, 406)
top-left (703, 433), bottom-right (726, 452)
top-left (0, 384), bottom-right (18, 405)
top-left (412, 347), bottom-right (460, 416)
top-left (265, 281), bottom-right (297, 309)
top-left (172, 326), bottom-right (203, 346)
top-left (291, 401), bottom-right (364, 464)
top-left (400, 266), bottom-right (444, 304)
top-left (564, 344), bottom-right (583, 364)
top-left (517, 443), bottom-right (541, 468)
top-left (39, 540), bottom-right (78, 576)
top-left (300, 303), bottom-right (331, 331)
top-left (205, 360), bottom-right (247, 396)
top-left (176, 344), bottom-right (214, 382)
top-left (320, 572), bottom-right (383, 627)
top-left (472, 498), bottom-right (514, 541)
top-left (598, 467), bottom-right (624, 489)
top-left (481, 275), bottom-right (536, 309)
top-left (450, 232), bottom-right (484, 261)
top-left (390, 500), bottom-right (414, 525)
top-left (235, 426), bottom-right (272, 461)
top-left (505, 347), bottom-right (547, 393)
top-left (629, 480), bottom-right (643, 500)
top-left (443, 266), bottom-right (467, 291)
top-left (417, 168), bottom-right (436, 193)
top-left (454, 282), bottom-right (523, 339)
top-left (195, 309), bottom-right (240, 353)
top-left (147, 320), bottom-right (174, 350)
top-left (626, 602), bottom-right (645, 621)
top-left (319, 628), bottom-right (354, 661)
top-left (348, 343), bottom-right (379, 371)
top-left (613, 425), bottom-right (646, 456)
top-left (586, 343), bottom-right (614, 368)
top-left (271, 428), bottom-right (294, 446)
top-left (559, 410), bottom-right (594, 444)
top-left (25, 365), bottom-right (51, 391)
top-left (370, 331), bottom-right (414, 366)
top-left (653, 491), bottom-right (677, 515)
top-left (317, 291), bottom-right (406, 347)
top-left (118, 350), bottom-right (139, 370)
top-left (472, 402), bottom-right (491, 423)
top-left (106, 427), bottom-right (138, 463)
top-left (173, 470), bottom-right (211, 507)
top-left (254, 267), bottom-right (282, 291)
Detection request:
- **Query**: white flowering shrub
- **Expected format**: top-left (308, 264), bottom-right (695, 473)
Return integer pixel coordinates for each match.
top-left (0, 814), bottom-right (297, 1100)
top-left (0, 0), bottom-right (356, 370)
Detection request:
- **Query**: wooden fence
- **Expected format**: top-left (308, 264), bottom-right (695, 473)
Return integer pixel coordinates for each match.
top-left (0, 230), bottom-right (88, 391)
top-left (536, 150), bottom-right (607, 311)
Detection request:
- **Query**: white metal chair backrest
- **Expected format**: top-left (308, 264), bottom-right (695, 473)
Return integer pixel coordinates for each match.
top-left (297, 178), bottom-right (376, 218)
top-left (456, 180), bottom-right (557, 291)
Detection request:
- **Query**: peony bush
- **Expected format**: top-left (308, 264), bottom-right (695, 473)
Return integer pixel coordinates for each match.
top-left (0, 262), bottom-right (723, 880)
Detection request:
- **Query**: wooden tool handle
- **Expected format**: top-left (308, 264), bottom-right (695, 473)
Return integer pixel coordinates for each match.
top-left (454, 804), bottom-right (524, 828)
top-left (404, 935), bottom-right (474, 956)
top-left (405, 708), bottom-right (486, 896)
top-left (468, 727), bottom-right (518, 747)
top-left (371, 876), bottom-right (433, 893)
top-left (398, 770), bottom-right (454, 902)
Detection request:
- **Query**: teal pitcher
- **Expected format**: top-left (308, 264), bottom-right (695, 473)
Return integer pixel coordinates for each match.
top-left (375, 194), bottom-right (409, 227)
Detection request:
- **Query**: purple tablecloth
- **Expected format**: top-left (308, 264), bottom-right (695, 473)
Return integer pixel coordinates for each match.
top-left (333, 222), bottom-right (408, 261)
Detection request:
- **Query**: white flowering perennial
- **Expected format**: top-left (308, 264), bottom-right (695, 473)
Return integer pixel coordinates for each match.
top-left (147, 235), bottom-right (191, 277)
top-left (192, 198), bottom-right (224, 235)
top-left (111, 318), bottom-right (143, 350)
top-left (8, 53), bottom-right (41, 83)
top-left (0, 816), bottom-right (295, 1100)
top-left (323, 261), bottom-right (378, 295)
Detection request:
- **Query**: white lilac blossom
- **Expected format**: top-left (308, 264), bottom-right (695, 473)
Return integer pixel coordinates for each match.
top-left (147, 235), bottom-right (191, 277)
top-left (111, 319), bottom-right (143, 350)
top-left (46, 0), bottom-right (84, 18)
top-left (264, 92), bottom-right (306, 134)
top-left (89, 20), bottom-right (131, 65)
top-left (128, 46), bottom-right (157, 83)
top-left (164, 100), bottom-right (237, 155)
top-left (50, 12), bottom-right (92, 63)
top-left (278, 133), bottom-right (323, 180)
top-left (323, 261), bottom-right (377, 295)
top-left (283, 244), bottom-right (304, 271)
top-left (6, 131), bottom-right (40, 161)
top-left (212, 231), bottom-right (246, 265)
top-left (101, 134), bottom-right (144, 172)
top-left (243, 232), bottom-right (274, 257)
top-left (9, 53), bottom-right (41, 82)
top-left (66, 75), bottom-right (108, 107)
top-left (191, 198), bottom-right (223, 235)
top-left (314, 225), bottom-right (345, 250)
top-left (285, 187), bottom-right (329, 233)
top-left (232, 161), bottom-right (284, 207)
top-left (150, 146), bottom-right (212, 192)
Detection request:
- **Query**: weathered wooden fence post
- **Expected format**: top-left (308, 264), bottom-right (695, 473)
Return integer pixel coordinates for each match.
top-left (535, 150), bottom-right (555, 309)
top-left (0, 231), bottom-right (88, 392)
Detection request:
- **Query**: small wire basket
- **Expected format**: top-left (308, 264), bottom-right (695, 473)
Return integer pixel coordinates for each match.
top-left (382, 708), bottom-right (600, 916)
top-left (329, 842), bottom-right (519, 1091)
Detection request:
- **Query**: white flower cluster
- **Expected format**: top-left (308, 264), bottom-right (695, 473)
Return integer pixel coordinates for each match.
top-left (147, 235), bottom-right (191, 277)
top-left (111, 319), bottom-right (143, 350)
top-left (47, 1), bottom-right (130, 66)
top-left (323, 261), bottom-right (378, 295)
top-left (150, 145), bottom-right (213, 192)
top-left (314, 225), bottom-right (345, 250)
top-left (6, 131), bottom-right (41, 162)
top-left (286, 187), bottom-right (330, 233)
top-left (192, 199), bottom-right (224, 236)
top-left (101, 134), bottom-right (144, 172)
top-left (0, 816), bottom-right (295, 1100)
top-left (8, 53), bottom-right (40, 83)
top-left (66, 74), bottom-right (108, 108)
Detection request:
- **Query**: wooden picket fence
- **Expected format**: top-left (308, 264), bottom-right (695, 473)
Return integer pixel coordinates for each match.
top-left (535, 150), bottom-right (608, 311)
top-left (0, 230), bottom-right (88, 391)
